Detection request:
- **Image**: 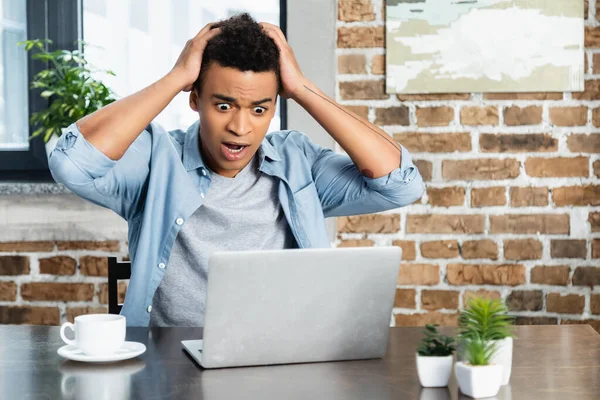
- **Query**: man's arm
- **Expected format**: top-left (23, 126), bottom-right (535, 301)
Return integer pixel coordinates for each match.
top-left (75, 24), bottom-right (221, 161)
top-left (260, 23), bottom-right (402, 179)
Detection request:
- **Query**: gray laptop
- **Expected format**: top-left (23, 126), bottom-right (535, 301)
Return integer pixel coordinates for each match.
top-left (181, 246), bottom-right (402, 369)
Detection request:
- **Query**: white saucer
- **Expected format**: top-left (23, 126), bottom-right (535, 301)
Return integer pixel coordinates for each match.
top-left (57, 341), bottom-right (146, 363)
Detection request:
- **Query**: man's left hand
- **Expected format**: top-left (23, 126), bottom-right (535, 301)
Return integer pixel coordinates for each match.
top-left (260, 22), bottom-right (309, 99)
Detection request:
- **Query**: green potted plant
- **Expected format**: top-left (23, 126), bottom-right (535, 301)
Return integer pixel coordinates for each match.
top-left (18, 39), bottom-right (116, 158)
top-left (454, 334), bottom-right (503, 398)
top-left (416, 324), bottom-right (456, 387)
top-left (458, 297), bottom-right (515, 386)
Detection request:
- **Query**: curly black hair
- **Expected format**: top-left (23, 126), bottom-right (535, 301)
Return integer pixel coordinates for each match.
top-left (193, 13), bottom-right (281, 94)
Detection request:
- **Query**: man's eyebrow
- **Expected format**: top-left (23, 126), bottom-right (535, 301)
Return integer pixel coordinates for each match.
top-left (212, 94), bottom-right (274, 106)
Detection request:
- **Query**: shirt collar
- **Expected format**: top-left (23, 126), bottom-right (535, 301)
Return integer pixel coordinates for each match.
top-left (183, 120), bottom-right (281, 172)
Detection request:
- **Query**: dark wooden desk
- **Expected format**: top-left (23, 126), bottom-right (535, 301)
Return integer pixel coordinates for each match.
top-left (0, 325), bottom-right (598, 399)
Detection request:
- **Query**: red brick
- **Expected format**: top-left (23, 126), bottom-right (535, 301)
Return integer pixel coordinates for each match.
top-left (338, 214), bottom-right (400, 233)
top-left (461, 240), bottom-right (498, 260)
top-left (443, 159), bottom-right (520, 180)
top-left (0, 306), bottom-right (60, 325)
top-left (375, 107), bottom-right (409, 125)
top-left (421, 290), bottom-right (459, 310)
top-left (589, 212), bottom-right (600, 232)
top-left (591, 294), bottom-right (600, 315)
top-left (447, 264), bottom-right (526, 286)
top-left (504, 239), bottom-right (543, 261)
top-left (79, 256), bottom-right (109, 276)
top-left (339, 80), bottom-right (387, 100)
top-left (0, 242), bottom-right (54, 252)
top-left (549, 106), bottom-right (587, 126)
top-left (595, 160), bottom-right (600, 178)
top-left (460, 106), bottom-right (499, 125)
top-left (416, 106), bottom-right (454, 127)
top-left (506, 290), bottom-right (543, 311)
top-left (393, 132), bottom-right (471, 153)
top-left (21, 283), bottom-right (94, 302)
top-left (338, 26), bottom-right (384, 48)
top-left (463, 290), bottom-right (501, 304)
top-left (480, 133), bottom-right (557, 153)
top-left (337, 239), bottom-right (374, 248)
top-left (98, 282), bottom-right (128, 304)
top-left (567, 134), bottom-right (600, 153)
top-left (551, 240), bottom-right (587, 259)
top-left (414, 160), bottom-right (432, 181)
top-left (483, 93), bottom-right (562, 100)
top-left (530, 266), bottom-right (570, 285)
top-left (39, 256), bottom-right (76, 275)
top-left (593, 239), bottom-right (600, 259)
top-left (338, 0), bottom-right (375, 22)
top-left (398, 264), bottom-right (440, 285)
top-left (572, 267), bottom-right (600, 287)
top-left (553, 185), bottom-right (600, 206)
top-left (407, 214), bottom-right (484, 234)
top-left (471, 187), bottom-right (506, 207)
top-left (394, 289), bottom-right (416, 309)
top-left (395, 312), bottom-right (458, 327)
top-left (0, 256), bottom-right (30, 275)
top-left (0, 281), bottom-right (17, 301)
top-left (490, 214), bottom-right (569, 234)
top-left (503, 106), bottom-right (542, 126)
top-left (525, 157), bottom-right (588, 178)
top-left (371, 55), bottom-right (384, 75)
top-left (420, 241), bottom-right (459, 259)
top-left (510, 187), bottom-right (549, 207)
top-left (338, 54), bottom-right (367, 74)
top-left (391, 240), bottom-right (416, 261)
top-left (546, 293), bottom-right (585, 314)
top-left (515, 316), bottom-right (558, 325)
top-left (56, 241), bottom-right (120, 251)
top-left (427, 187), bottom-right (465, 207)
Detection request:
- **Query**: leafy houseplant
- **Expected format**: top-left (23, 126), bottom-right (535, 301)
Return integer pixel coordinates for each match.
top-left (457, 297), bottom-right (515, 386)
top-left (416, 324), bottom-right (456, 388)
top-left (454, 335), bottom-right (503, 398)
top-left (17, 39), bottom-right (116, 152)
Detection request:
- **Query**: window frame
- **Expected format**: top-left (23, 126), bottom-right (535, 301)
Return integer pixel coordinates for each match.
top-left (0, 0), bottom-right (288, 181)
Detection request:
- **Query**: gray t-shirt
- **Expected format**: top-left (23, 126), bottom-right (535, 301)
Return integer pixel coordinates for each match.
top-left (149, 157), bottom-right (297, 327)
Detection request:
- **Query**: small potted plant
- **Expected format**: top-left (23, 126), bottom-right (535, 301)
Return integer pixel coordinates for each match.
top-left (18, 39), bottom-right (116, 159)
top-left (454, 335), bottom-right (503, 398)
top-left (416, 324), bottom-right (456, 388)
top-left (458, 297), bottom-right (515, 386)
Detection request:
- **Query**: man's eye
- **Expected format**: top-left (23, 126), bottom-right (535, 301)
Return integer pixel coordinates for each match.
top-left (254, 107), bottom-right (267, 115)
top-left (217, 104), bottom-right (231, 111)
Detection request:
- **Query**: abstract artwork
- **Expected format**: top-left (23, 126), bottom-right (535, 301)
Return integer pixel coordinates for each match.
top-left (385, 0), bottom-right (584, 93)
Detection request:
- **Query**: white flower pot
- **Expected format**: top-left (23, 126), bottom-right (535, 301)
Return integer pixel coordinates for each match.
top-left (457, 337), bottom-right (513, 385)
top-left (490, 337), bottom-right (513, 385)
top-left (455, 361), bottom-right (502, 399)
top-left (416, 353), bottom-right (453, 388)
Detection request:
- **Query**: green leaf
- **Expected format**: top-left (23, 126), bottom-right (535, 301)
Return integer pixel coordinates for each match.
top-left (40, 90), bottom-right (55, 98)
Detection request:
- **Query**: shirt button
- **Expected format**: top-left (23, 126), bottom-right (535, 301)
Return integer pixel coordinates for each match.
top-left (147, 306), bottom-right (152, 313)
top-left (176, 218), bottom-right (184, 225)
top-left (201, 169), bottom-right (207, 176)
top-left (158, 263), bottom-right (166, 269)
top-left (200, 192), bottom-right (205, 199)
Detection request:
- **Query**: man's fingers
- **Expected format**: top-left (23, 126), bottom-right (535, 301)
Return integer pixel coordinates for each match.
top-left (260, 22), bottom-right (287, 45)
top-left (193, 23), bottom-right (214, 41)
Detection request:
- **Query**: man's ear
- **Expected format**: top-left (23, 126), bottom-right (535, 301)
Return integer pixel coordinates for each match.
top-left (189, 89), bottom-right (200, 112)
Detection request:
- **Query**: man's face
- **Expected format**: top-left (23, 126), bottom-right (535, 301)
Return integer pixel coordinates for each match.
top-left (189, 63), bottom-right (278, 178)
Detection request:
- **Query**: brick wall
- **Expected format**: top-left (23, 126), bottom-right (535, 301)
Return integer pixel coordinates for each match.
top-left (0, 241), bottom-right (127, 325)
top-left (336, 0), bottom-right (600, 333)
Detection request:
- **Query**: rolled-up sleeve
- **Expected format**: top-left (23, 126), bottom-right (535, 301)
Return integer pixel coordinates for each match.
top-left (49, 123), bottom-right (150, 220)
top-left (295, 130), bottom-right (425, 217)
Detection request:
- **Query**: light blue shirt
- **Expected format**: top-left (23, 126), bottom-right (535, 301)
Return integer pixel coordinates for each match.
top-left (49, 120), bottom-right (424, 326)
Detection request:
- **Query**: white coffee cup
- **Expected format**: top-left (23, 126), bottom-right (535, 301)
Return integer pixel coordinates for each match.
top-left (60, 314), bottom-right (126, 356)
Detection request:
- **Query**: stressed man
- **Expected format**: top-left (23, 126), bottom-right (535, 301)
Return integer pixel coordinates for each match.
top-left (49, 13), bottom-right (424, 327)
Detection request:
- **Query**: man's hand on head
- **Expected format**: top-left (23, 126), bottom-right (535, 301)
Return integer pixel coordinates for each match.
top-left (170, 23), bottom-right (222, 92)
top-left (259, 22), bottom-right (309, 100)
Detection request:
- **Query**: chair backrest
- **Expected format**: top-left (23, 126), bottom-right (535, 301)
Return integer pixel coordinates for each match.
top-left (107, 257), bottom-right (131, 315)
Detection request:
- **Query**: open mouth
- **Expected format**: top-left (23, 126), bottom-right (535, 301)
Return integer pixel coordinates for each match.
top-left (221, 142), bottom-right (250, 161)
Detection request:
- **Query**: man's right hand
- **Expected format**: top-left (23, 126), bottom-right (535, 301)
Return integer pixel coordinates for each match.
top-left (171, 23), bottom-right (222, 92)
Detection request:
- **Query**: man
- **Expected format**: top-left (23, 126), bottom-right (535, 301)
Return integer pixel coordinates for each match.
top-left (49, 13), bottom-right (424, 327)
